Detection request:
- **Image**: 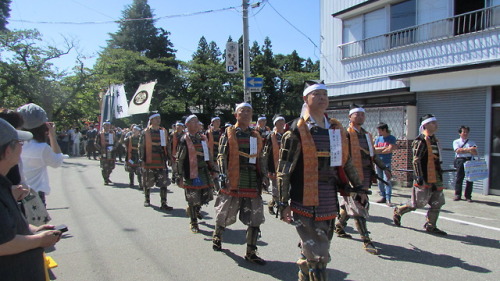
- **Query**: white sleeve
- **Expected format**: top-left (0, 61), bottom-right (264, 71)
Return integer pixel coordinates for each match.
top-left (452, 139), bottom-right (460, 152)
top-left (42, 144), bottom-right (65, 168)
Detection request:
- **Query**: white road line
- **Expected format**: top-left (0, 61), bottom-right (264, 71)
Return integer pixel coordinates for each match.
top-left (372, 202), bottom-right (500, 232)
top-left (412, 210), bottom-right (500, 232)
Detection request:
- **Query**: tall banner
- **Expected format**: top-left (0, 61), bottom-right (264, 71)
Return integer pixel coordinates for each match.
top-left (113, 84), bottom-right (130, 119)
top-left (128, 81), bottom-right (157, 115)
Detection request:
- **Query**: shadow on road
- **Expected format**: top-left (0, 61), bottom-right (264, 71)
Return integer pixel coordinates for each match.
top-left (218, 249), bottom-right (349, 280)
top-left (465, 199), bottom-right (500, 207)
top-left (376, 241), bottom-right (492, 273)
top-left (445, 233), bottom-right (500, 249)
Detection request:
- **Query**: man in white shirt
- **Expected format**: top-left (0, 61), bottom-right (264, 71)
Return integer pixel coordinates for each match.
top-left (453, 126), bottom-right (477, 202)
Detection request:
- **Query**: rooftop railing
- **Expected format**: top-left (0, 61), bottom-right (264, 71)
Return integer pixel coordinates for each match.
top-left (340, 5), bottom-right (500, 59)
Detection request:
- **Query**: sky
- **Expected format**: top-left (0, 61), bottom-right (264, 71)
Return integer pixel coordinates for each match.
top-left (7, 0), bottom-right (320, 73)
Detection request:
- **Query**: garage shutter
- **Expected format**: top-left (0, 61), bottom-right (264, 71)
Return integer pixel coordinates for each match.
top-left (417, 88), bottom-right (487, 192)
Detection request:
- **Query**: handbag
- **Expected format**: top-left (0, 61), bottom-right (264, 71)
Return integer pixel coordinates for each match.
top-left (464, 157), bottom-right (488, 182)
top-left (22, 189), bottom-right (51, 226)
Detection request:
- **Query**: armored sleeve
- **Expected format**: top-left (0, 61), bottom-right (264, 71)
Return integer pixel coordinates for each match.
top-left (176, 137), bottom-right (187, 179)
top-left (217, 129), bottom-right (229, 177)
top-left (412, 137), bottom-right (426, 181)
top-left (138, 132), bottom-right (145, 161)
top-left (261, 134), bottom-right (273, 175)
top-left (276, 130), bottom-right (301, 204)
top-left (343, 156), bottom-right (363, 187)
top-left (165, 130), bottom-right (172, 162)
top-left (95, 133), bottom-right (102, 151)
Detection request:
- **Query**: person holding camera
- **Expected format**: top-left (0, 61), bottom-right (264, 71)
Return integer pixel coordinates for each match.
top-left (453, 126), bottom-right (478, 202)
top-left (17, 103), bottom-right (65, 206)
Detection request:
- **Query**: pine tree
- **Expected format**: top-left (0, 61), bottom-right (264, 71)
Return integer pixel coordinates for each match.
top-left (0, 0), bottom-right (11, 31)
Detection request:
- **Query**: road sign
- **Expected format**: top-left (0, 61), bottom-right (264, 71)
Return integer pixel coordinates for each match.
top-left (246, 77), bottom-right (263, 88)
top-left (225, 42), bottom-right (239, 73)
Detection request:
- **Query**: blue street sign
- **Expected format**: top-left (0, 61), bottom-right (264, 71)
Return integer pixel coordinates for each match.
top-left (246, 77), bottom-right (263, 88)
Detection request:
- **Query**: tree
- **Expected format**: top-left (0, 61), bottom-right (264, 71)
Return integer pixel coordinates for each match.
top-left (107, 0), bottom-right (175, 60)
top-left (0, 29), bottom-right (74, 117)
top-left (0, 0), bottom-right (11, 31)
top-left (186, 37), bottom-right (231, 117)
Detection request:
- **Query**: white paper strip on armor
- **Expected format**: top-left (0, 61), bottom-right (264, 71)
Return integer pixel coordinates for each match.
top-left (201, 141), bottom-right (210, 161)
top-left (329, 129), bottom-right (342, 167)
top-left (366, 134), bottom-right (374, 157)
top-left (249, 137), bottom-right (257, 164)
top-left (160, 130), bottom-right (166, 146)
top-left (108, 133), bottom-right (114, 145)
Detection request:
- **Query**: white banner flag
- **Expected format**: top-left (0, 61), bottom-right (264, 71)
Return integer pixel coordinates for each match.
top-left (128, 81), bottom-right (157, 115)
top-left (113, 84), bottom-right (130, 119)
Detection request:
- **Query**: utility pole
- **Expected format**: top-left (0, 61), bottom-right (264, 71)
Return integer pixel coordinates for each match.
top-left (242, 0), bottom-right (251, 104)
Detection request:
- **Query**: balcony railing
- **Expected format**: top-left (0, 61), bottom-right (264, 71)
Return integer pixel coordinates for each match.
top-left (340, 5), bottom-right (500, 59)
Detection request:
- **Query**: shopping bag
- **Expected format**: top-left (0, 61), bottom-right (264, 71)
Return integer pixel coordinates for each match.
top-left (464, 158), bottom-right (488, 182)
top-left (22, 189), bottom-right (51, 226)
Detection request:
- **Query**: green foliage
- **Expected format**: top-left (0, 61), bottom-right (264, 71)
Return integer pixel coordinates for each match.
top-left (0, 0), bottom-right (11, 31)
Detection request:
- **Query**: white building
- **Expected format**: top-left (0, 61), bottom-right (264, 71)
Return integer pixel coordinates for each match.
top-left (320, 0), bottom-right (500, 195)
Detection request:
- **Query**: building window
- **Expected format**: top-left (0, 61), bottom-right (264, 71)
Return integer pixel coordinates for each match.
top-left (390, 0), bottom-right (417, 47)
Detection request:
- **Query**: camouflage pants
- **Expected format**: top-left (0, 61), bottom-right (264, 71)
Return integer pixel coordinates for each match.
top-left (293, 213), bottom-right (332, 263)
top-left (398, 185), bottom-right (445, 227)
top-left (214, 192), bottom-right (265, 228)
top-left (143, 168), bottom-right (170, 203)
top-left (100, 159), bottom-right (115, 180)
top-left (143, 168), bottom-right (170, 188)
top-left (184, 187), bottom-right (213, 206)
top-left (339, 194), bottom-right (370, 219)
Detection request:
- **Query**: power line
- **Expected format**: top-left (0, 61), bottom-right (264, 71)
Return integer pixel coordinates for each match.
top-left (9, 5), bottom-right (240, 25)
top-left (266, 1), bottom-right (318, 49)
top-left (265, 0), bottom-right (335, 72)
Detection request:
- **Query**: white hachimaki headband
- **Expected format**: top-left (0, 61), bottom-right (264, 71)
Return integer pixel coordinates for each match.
top-left (273, 116), bottom-right (285, 125)
top-left (419, 117), bottom-right (437, 133)
top-left (235, 102), bottom-right (252, 111)
top-left (185, 114), bottom-right (198, 124)
top-left (175, 122), bottom-right (184, 126)
top-left (349, 107), bottom-right (365, 116)
top-left (211, 117), bottom-right (220, 123)
top-left (149, 113), bottom-right (160, 120)
top-left (303, 83), bottom-right (327, 96)
top-left (102, 121), bottom-right (111, 125)
top-left (257, 116), bottom-right (266, 121)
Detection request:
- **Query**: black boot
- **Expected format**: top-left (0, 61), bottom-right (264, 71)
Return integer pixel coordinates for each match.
top-left (212, 226), bottom-right (224, 251)
top-left (160, 187), bottom-right (172, 210)
top-left (137, 174), bottom-right (143, 191)
top-left (244, 227), bottom-right (266, 265)
top-left (144, 188), bottom-right (151, 207)
top-left (129, 173), bottom-right (135, 188)
top-left (188, 205), bottom-right (199, 233)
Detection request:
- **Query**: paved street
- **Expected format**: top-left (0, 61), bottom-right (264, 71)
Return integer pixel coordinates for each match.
top-left (44, 157), bottom-right (500, 281)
